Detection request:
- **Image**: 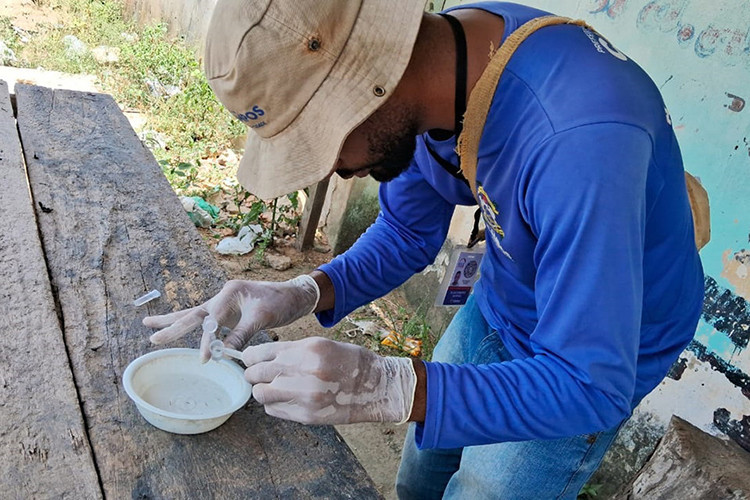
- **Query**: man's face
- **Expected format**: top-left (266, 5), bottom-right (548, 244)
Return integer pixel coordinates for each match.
top-left (335, 100), bottom-right (419, 182)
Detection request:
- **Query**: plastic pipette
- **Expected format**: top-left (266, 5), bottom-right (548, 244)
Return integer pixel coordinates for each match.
top-left (202, 315), bottom-right (218, 337)
top-left (134, 289), bottom-right (161, 307)
top-left (209, 339), bottom-right (244, 362)
top-left (201, 316), bottom-right (244, 362)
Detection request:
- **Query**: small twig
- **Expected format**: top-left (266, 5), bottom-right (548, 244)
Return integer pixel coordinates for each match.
top-left (368, 302), bottom-right (397, 332)
top-left (270, 198), bottom-right (278, 244)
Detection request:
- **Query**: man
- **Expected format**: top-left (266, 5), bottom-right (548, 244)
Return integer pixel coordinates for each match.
top-left (144, 0), bottom-right (704, 497)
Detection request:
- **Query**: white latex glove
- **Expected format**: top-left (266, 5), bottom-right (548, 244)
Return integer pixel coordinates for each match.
top-left (143, 275), bottom-right (320, 362)
top-left (243, 337), bottom-right (417, 425)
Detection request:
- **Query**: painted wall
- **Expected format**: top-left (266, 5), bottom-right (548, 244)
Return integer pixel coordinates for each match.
top-left (443, 0), bottom-right (750, 492)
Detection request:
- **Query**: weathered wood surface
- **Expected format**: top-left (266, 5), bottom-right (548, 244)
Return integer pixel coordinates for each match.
top-left (15, 84), bottom-right (380, 499)
top-left (616, 415), bottom-right (750, 500)
top-left (0, 81), bottom-right (102, 498)
top-left (296, 178), bottom-right (330, 251)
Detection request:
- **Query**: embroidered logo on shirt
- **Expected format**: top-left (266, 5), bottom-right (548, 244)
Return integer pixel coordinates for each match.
top-left (477, 185), bottom-right (514, 261)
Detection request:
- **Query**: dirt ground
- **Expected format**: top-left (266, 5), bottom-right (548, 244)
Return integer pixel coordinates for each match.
top-left (0, 1), bottom-right (63, 32)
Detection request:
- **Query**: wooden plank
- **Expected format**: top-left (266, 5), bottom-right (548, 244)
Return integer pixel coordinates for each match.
top-left (0, 81), bottom-right (102, 498)
top-left (14, 84), bottom-right (380, 499)
top-left (0, 66), bottom-right (98, 95)
top-left (296, 178), bottom-right (330, 251)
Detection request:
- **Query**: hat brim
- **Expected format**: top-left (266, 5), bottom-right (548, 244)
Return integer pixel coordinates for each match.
top-left (237, 0), bottom-right (427, 200)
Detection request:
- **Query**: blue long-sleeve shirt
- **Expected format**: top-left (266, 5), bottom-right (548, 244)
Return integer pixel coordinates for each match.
top-left (317, 2), bottom-right (704, 449)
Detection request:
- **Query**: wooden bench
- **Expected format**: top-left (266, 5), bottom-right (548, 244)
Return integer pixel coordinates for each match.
top-left (0, 81), bottom-right (380, 498)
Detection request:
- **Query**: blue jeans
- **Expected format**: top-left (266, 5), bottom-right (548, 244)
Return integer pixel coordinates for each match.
top-left (396, 296), bottom-right (624, 499)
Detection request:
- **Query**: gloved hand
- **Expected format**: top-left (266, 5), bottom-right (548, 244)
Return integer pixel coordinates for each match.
top-left (143, 275), bottom-right (320, 362)
top-left (242, 337), bottom-right (417, 425)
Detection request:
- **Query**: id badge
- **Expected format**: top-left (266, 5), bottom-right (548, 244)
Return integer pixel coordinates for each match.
top-left (435, 246), bottom-right (485, 307)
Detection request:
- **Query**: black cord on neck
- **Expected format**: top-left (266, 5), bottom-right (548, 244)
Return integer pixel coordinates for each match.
top-left (438, 13), bottom-right (468, 137)
top-left (426, 13), bottom-right (470, 185)
top-left (444, 14), bottom-right (484, 248)
top-left (434, 14), bottom-right (483, 249)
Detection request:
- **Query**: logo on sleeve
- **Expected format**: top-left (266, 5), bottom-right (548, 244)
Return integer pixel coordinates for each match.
top-left (477, 185), bottom-right (514, 261)
top-left (582, 27), bottom-right (629, 61)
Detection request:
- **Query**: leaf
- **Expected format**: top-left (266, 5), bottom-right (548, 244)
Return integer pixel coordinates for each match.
top-left (287, 191), bottom-right (299, 209)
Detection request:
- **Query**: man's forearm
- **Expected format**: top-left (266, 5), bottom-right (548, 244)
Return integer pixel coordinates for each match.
top-left (311, 269), bottom-right (427, 423)
top-left (409, 358), bottom-right (427, 422)
top-left (311, 269), bottom-right (335, 313)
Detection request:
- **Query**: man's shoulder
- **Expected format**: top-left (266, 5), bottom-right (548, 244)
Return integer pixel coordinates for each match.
top-left (444, 1), bottom-right (550, 21)
top-left (503, 25), bottom-right (666, 136)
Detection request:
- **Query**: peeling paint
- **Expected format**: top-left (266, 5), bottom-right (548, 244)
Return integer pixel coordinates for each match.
top-left (596, 348), bottom-right (750, 494)
top-left (687, 341), bottom-right (750, 400)
top-left (713, 408), bottom-right (750, 452)
top-left (725, 93), bottom-right (746, 113)
top-left (667, 356), bottom-right (688, 380)
top-left (636, 350), bottom-right (750, 439)
top-left (722, 249), bottom-right (750, 301)
top-left (702, 275), bottom-right (750, 351)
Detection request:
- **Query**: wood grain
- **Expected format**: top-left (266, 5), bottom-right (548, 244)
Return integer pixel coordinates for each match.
top-left (0, 80), bottom-right (102, 499)
top-left (296, 178), bottom-right (330, 251)
top-left (15, 84), bottom-right (380, 499)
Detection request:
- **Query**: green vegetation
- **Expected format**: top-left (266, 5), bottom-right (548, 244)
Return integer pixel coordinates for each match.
top-left (578, 482), bottom-right (602, 499)
top-left (7, 0), bottom-right (127, 74)
top-left (337, 300), bottom-right (438, 362)
top-left (1, 17), bottom-right (22, 59)
top-left (1, 0), bottom-right (299, 253)
top-left (398, 305), bottom-right (437, 360)
top-left (113, 22), bottom-right (246, 170)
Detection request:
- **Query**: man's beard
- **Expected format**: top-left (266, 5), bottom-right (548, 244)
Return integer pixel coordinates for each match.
top-left (366, 123), bottom-right (418, 183)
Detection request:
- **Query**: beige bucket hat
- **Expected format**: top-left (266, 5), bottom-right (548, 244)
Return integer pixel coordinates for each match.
top-left (204, 0), bottom-right (428, 200)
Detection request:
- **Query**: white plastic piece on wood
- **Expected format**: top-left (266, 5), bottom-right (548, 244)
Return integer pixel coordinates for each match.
top-left (134, 289), bottom-right (161, 307)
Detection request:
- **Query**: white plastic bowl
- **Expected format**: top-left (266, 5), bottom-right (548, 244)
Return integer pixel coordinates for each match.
top-left (123, 348), bottom-right (252, 434)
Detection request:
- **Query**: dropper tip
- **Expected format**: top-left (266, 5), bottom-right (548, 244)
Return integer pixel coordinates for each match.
top-left (202, 316), bottom-right (219, 334)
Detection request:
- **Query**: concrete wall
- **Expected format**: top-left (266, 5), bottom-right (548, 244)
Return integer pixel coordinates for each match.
top-left (444, 0), bottom-right (750, 494)
top-left (320, 176), bottom-right (382, 256)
